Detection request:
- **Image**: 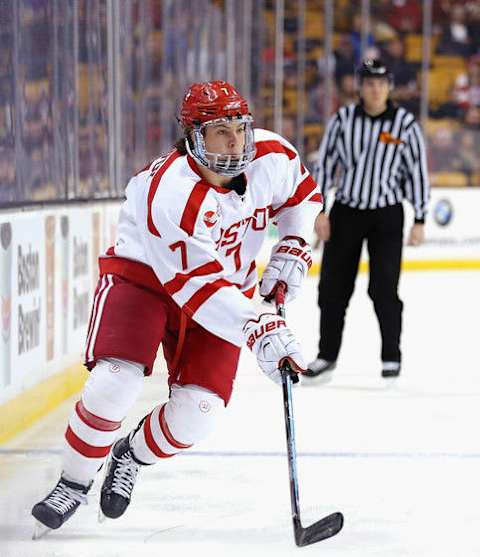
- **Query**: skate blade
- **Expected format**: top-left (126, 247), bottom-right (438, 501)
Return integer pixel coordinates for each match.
top-left (32, 520), bottom-right (52, 540)
top-left (382, 376), bottom-right (400, 389)
top-left (301, 370), bottom-right (334, 386)
top-left (98, 507), bottom-right (107, 523)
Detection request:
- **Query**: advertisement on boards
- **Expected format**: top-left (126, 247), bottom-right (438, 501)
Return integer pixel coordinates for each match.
top-left (403, 188), bottom-right (480, 262)
top-left (68, 210), bottom-right (91, 355)
top-left (60, 215), bottom-right (70, 356)
top-left (0, 222), bottom-right (13, 388)
top-left (45, 215), bottom-right (55, 362)
top-left (10, 214), bottom-right (46, 388)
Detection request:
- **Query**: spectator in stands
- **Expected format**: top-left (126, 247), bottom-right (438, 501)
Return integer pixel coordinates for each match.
top-left (432, 86), bottom-right (464, 119)
top-left (281, 115), bottom-right (297, 145)
top-left (376, 0), bottom-right (423, 33)
top-left (452, 56), bottom-right (480, 110)
top-left (349, 13), bottom-right (376, 66)
top-left (428, 127), bottom-right (456, 172)
top-left (381, 36), bottom-right (420, 115)
top-left (334, 34), bottom-right (356, 84)
top-left (307, 77), bottom-right (339, 124)
top-left (0, 145), bottom-right (16, 204)
top-left (450, 129), bottom-right (479, 185)
top-left (466, 2), bottom-right (480, 54)
top-left (337, 74), bottom-right (356, 105)
top-left (145, 96), bottom-right (162, 159)
top-left (437, 4), bottom-right (473, 57)
top-left (463, 105), bottom-right (480, 128)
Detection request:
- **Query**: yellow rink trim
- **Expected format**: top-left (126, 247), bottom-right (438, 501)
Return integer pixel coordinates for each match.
top-left (305, 259), bottom-right (480, 276)
top-left (0, 364), bottom-right (88, 445)
top-left (399, 259), bottom-right (480, 271)
top-left (0, 258), bottom-right (479, 445)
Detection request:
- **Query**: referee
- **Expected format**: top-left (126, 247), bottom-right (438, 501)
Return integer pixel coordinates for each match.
top-left (305, 58), bottom-right (430, 382)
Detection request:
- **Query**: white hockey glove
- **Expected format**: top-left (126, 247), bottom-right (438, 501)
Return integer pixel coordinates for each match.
top-left (243, 313), bottom-right (306, 384)
top-left (259, 236), bottom-right (312, 303)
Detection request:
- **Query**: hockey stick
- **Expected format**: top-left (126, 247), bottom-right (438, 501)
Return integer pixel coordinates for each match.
top-left (274, 281), bottom-right (344, 547)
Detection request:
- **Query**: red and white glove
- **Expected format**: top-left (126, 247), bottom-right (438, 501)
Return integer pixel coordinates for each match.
top-left (259, 236), bottom-right (312, 303)
top-left (243, 313), bottom-right (306, 384)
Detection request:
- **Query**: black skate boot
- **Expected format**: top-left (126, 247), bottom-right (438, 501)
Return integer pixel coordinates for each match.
top-left (31, 476), bottom-right (92, 538)
top-left (100, 435), bottom-right (147, 520)
top-left (382, 361), bottom-right (401, 378)
top-left (302, 358), bottom-right (336, 384)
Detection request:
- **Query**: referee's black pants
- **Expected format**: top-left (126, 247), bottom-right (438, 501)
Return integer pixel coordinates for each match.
top-left (317, 201), bottom-right (404, 363)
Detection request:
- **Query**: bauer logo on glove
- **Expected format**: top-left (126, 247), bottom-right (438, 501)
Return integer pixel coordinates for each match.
top-left (260, 236), bottom-right (312, 303)
top-left (243, 313), bottom-right (306, 384)
top-left (276, 245), bottom-right (312, 268)
top-left (245, 315), bottom-right (286, 349)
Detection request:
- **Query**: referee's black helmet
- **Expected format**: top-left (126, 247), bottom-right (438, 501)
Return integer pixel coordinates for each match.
top-left (356, 58), bottom-right (393, 85)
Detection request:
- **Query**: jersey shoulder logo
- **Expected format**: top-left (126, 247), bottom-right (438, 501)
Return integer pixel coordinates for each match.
top-left (203, 210), bottom-right (218, 228)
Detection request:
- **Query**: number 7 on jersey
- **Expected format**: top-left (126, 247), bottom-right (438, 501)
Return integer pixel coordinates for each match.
top-left (169, 240), bottom-right (188, 271)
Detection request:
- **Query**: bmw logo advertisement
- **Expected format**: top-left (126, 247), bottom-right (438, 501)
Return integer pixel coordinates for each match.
top-left (433, 198), bottom-right (453, 227)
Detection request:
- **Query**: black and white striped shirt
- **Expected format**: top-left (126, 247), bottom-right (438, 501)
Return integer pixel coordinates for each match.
top-left (314, 101), bottom-right (430, 222)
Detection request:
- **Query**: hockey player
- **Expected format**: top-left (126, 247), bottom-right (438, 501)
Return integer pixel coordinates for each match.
top-left (31, 80), bottom-right (322, 534)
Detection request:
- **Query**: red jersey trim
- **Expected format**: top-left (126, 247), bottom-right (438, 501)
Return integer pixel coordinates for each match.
top-left (75, 401), bottom-right (121, 432)
top-left (65, 426), bottom-right (112, 458)
top-left (246, 260), bottom-right (256, 277)
top-left (269, 175), bottom-right (319, 217)
top-left (309, 193), bottom-right (323, 203)
top-left (99, 255), bottom-right (252, 308)
top-left (147, 151), bottom-right (181, 237)
top-left (186, 155), bottom-right (202, 177)
top-left (254, 140), bottom-right (297, 161)
top-left (183, 278), bottom-right (234, 317)
top-left (186, 156), bottom-right (232, 194)
top-left (99, 256), bottom-right (165, 294)
top-left (180, 181), bottom-right (211, 236)
top-left (163, 260), bottom-right (224, 296)
top-left (242, 285), bottom-right (256, 299)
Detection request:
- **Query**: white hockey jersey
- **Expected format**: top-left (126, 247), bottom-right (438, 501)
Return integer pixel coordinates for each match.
top-left (103, 129), bottom-right (322, 347)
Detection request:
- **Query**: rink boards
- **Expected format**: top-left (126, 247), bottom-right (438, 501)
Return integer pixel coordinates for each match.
top-left (0, 188), bottom-right (479, 443)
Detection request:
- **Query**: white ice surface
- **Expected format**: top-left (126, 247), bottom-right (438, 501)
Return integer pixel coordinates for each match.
top-left (1, 271), bottom-right (479, 557)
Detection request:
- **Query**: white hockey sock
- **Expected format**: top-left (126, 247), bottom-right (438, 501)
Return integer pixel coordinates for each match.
top-left (62, 358), bottom-right (144, 485)
top-left (131, 384), bottom-right (224, 464)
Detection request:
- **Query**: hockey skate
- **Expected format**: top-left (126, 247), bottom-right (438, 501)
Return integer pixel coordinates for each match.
top-left (302, 358), bottom-right (336, 384)
top-left (382, 361), bottom-right (401, 379)
top-left (31, 476), bottom-right (92, 539)
top-left (99, 435), bottom-right (145, 521)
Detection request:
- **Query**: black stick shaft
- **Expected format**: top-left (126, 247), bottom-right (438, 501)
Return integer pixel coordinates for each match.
top-left (274, 282), bottom-right (302, 533)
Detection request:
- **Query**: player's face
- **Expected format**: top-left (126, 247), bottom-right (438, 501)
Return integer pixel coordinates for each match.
top-left (360, 77), bottom-right (390, 110)
top-left (203, 121), bottom-right (247, 156)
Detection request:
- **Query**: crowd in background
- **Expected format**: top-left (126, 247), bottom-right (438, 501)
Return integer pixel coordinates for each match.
top-left (1, 0), bottom-right (479, 206)
top-left (273, 0), bottom-right (480, 185)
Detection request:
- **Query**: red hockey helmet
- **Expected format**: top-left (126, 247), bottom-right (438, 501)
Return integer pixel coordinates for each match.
top-left (180, 80), bottom-right (251, 129)
top-left (180, 81), bottom-right (256, 177)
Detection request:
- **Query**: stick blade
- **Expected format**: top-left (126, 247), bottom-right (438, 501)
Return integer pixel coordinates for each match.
top-left (295, 512), bottom-right (344, 547)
